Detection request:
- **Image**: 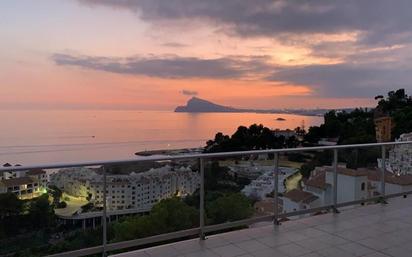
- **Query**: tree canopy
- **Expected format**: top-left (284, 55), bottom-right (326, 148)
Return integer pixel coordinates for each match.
top-left (206, 193), bottom-right (254, 224)
top-left (304, 108), bottom-right (376, 145)
top-left (0, 193), bottom-right (23, 218)
top-left (205, 124), bottom-right (298, 152)
top-left (376, 89), bottom-right (412, 138)
top-left (112, 197), bottom-right (198, 242)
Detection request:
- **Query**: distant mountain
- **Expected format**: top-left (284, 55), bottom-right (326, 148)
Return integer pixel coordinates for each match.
top-left (175, 97), bottom-right (239, 113)
top-left (175, 97), bottom-right (356, 116)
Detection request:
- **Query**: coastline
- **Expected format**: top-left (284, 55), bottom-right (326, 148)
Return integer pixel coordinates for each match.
top-left (135, 147), bottom-right (204, 157)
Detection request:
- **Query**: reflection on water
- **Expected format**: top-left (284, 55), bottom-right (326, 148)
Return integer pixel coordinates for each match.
top-left (0, 110), bottom-right (323, 165)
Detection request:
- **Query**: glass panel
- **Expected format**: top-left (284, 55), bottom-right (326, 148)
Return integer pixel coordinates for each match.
top-left (106, 160), bottom-right (201, 254)
top-left (0, 160), bottom-right (202, 256)
top-left (384, 142), bottom-right (412, 197)
top-left (204, 154), bottom-right (259, 229)
top-left (282, 149), bottom-right (333, 219)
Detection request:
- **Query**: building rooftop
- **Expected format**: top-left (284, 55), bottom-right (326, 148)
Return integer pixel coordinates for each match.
top-left (1, 176), bottom-right (34, 187)
top-left (323, 166), bottom-right (370, 177)
top-left (367, 169), bottom-right (412, 186)
top-left (318, 165), bottom-right (412, 186)
top-left (304, 169), bottom-right (328, 189)
top-left (111, 196), bottom-right (412, 257)
top-left (283, 189), bottom-right (319, 204)
top-left (26, 169), bottom-right (46, 175)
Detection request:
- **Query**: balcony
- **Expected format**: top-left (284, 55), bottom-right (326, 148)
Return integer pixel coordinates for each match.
top-left (1, 141), bottom-right (412, 257)
top-left (111, 195), bottom-right (412, 257)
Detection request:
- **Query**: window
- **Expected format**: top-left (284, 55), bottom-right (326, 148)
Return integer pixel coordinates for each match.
top-left (361, 182), bottom-right (366, 191)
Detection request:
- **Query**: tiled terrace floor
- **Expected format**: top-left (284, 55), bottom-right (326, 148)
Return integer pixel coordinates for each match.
top-left (111, 196), bottom-right (412, 257)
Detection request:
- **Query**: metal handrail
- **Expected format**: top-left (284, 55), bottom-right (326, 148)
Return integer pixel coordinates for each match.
top-left (1, 141), bottom-right (411, 172)
top-left (2, 141), bottom-right (411, 257)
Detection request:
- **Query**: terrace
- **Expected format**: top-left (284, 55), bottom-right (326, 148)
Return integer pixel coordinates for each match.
top-left (1, 141), bottom-right (412, 257)
top-left (112, 196), bottom-right (412, 257)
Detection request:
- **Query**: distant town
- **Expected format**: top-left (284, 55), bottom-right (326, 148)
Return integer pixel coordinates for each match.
top-left (175, 96), bottom-right (357, 116)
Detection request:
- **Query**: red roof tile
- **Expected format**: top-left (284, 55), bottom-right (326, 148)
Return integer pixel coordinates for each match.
top-left (283, 189), bottom-right (318, 204)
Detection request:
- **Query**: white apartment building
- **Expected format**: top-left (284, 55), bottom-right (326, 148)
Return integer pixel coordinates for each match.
top-left (325, 167), bottom-right (369, 204)
top-left (26, 169), bottom-right (48, 188)
top-left (50, 167), bottom-right (94, 198)
top-left (304, 166), bottom-right (369, 204)
top-left (303, 168), bottom-right (332, 206)
top-left (228, 163), bottom-right (274, 179)
top-left (272, 129), bottom-right (297, 139)
top-left (1, 163), bottom-right (27, 180)
top-left (367, 169), bottom-right (412, 195)
top-left (301, 166), bottom-right (412, 211)
top-left (50, 165), bottom-right (200, 211)
top-left (0, 176), bottom-right (43, 199)
top-left (282, 166), bottom-right (370, 214)
top-left (242, 171), bottom-right (274, 200)
top-left (387, 132), bottom-right (412, 175)
top-left (0, 167), bottom-right (48, 199)
top-left (241, 167), bottom-right (296, 200)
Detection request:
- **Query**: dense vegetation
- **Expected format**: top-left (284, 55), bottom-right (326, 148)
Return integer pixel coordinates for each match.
top-left (376, 89), bottom-right (412, 138)
top-left (0, 193), bottom-right (55, 239)
top-left (304, 89), bottom-right (412, 145)
top-left (0, 193), bottom-right (56, 256)
top-left (47, 194), bottom-right (252, 255)
top-left (205, 124), bottom-right (299, 153)
top-left (111, 198), bottom-right (199, 242)
top-left (304, 108), bottom-right (376, 145)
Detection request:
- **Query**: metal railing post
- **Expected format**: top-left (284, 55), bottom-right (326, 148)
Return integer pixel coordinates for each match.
top-left (332, 149), bottom-right (340, 213)
top-left (380, 145), bottom-right (387, 203)
top-left (273, 153), bottom-right (280, 225)
top-left (199, 158), bottom-right (205, 240)
top-left (102, 166), bottom-right (107, 257)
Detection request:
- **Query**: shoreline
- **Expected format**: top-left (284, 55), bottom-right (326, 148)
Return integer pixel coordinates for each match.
top-left (135, 147), bottom-right (204, 157)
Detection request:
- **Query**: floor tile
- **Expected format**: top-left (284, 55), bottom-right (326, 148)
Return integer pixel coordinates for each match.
top-left (234, 239), bottom-right (270, 253)
top-left (210, 244), bottom-right (247, 257)
top-left (275, 243), bottom-right (312, 257)
top-left (337, 242), bottom-right (375, 256)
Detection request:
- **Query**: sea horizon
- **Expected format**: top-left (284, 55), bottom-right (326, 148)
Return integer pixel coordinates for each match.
top-left (0, 109), bottom-right (323, 166)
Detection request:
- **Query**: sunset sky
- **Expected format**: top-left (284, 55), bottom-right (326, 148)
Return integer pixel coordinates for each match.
top-left (1, 0), bottom-right (412, 110)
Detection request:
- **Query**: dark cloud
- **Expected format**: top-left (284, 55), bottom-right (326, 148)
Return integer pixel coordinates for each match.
top-left (181, 89), bottom-right (198, 96)
top-left (52, 53), bottom-right (272, 79)
top-left (268, 63), bottom-right (412, 98)
top-left (61, 1), bottom-right (412, 99)
top-left (79, 0), bottom-right (412, 46)
top-left (53, 52), bottom-right (412, 99)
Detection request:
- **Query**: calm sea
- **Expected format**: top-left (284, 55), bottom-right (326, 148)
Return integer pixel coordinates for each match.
top-left (0, 110), bottom-right (323, 166)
